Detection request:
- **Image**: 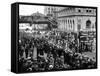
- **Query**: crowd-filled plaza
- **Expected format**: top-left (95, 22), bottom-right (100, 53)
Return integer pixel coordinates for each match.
top-left (18, 5), bottom-right (97, 72)
top-left (18, 30), bottom-right (96, 72)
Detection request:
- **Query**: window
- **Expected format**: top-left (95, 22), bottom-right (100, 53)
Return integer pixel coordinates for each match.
top-left (86, 10), bottom-right (88, 12)
top-left (86, 9), bottom-right (92, 13)
top-left (78, 9), bottom-right (81, 12)
top-left (48, 8), bottom-right (50, 10)
top-left (73, 20), bottom-right (74, 25)
top-left (70, 20), bottom-right (72, 24)
top-left (86, 20), bottom-right (91, 29)
top-left (89, 10), bottom-right (91, 12)
top-left (52, 8), bottom-right (53, 11)
top-left (68, 20), bottom-right (69, 24)
top-left (48, 11), bottom-right (50, 14)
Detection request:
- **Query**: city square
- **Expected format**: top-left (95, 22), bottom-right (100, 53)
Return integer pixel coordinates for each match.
top-left (18, 5), bottom-right (97, 72)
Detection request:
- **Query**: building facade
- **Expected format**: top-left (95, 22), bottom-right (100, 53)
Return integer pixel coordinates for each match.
top-left (57, 7), bottom-right (96, 32)
top-left (45, 6), bottom-right (96, 32)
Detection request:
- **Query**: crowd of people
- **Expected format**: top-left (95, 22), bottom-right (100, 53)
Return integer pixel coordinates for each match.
top-left (18, 30), bottom-right (96, 72)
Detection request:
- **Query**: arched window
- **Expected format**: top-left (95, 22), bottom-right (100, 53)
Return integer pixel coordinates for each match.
top-left (86, 20), bottom-right (91, 29)
top-left (78, 9), bottom-right (81, 12)
top-left (71, 24), bottom-right (72, 29)
top-left (68, 20), bottom-right (69, 24)
top-left (73, 20), bottom-right (74, 25)
top-left (48, 8), bottom-right (50, 10)
top-left (70, 20), bottom-right (72, 29)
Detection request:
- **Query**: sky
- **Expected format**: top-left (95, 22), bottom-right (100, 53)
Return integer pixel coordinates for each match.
top-left (19, 5), bottom-right (45, 16)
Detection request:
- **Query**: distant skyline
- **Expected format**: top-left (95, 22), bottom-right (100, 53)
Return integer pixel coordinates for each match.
top-left (19, 5), bottom-right (45, 15)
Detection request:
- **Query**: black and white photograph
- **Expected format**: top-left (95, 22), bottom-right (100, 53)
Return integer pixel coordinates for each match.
top-left (18, 3), bottom-right (97, 73)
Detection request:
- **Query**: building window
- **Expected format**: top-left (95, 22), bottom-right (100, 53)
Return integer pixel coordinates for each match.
top-left (70, 20), bottom-right (72, 24)
top-left (89, 10), bottom-right (91, 12)
top-left (68, 20), bottom-right (69, 24)
top-left (73, 20), bottom-right (74, 25)
top-left (78, 9), bottom-right (81, 12)
top-left (48, 11), bottom-right (50, 14)
top-left (86, 10), bottom-right (88, 12)
top-left (52, 8), bottom-right (53, 11)
top-left (48, 8), bottom-right (50, 10)
top-left (86, 9), bottom-right (91, 12)
top-left (86, 20), bottom-right (91, 29)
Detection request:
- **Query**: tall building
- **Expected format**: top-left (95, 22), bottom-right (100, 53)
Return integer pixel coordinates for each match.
top-left (56, 7), bottom-right (96, 32)
top-left (44, 6), bottom-right (58, 18)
